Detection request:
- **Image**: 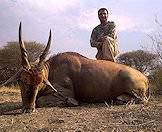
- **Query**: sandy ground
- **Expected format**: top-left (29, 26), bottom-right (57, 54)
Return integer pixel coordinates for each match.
top-left (0, 87), bottom-right (162, 132)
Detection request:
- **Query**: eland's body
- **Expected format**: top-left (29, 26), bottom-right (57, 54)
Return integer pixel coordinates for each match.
top-left (1, 23), bottom-right (150, 113)
top-left (45, 52), bottom-right (149, 103)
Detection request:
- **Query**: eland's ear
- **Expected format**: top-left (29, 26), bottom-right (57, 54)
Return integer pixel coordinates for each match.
top-left (0, 75), bottom-right (17, 87)
top-left (0, 68), bottom-right (23, 87)
top-left (43, 79), bottom-right (57, 92)
top-left (19, 22), bottom-right (31, 70)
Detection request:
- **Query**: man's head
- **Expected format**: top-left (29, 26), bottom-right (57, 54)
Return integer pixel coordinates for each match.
top-left (98, 8), bottom-right (108, 24)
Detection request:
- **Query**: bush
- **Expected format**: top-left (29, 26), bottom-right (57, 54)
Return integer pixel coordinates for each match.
top-left (0, 41), bottom-right (45, 84)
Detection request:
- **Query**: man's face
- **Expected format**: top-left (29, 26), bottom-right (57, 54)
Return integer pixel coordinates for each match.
top-left (98, 10), bottom-right (108, 23)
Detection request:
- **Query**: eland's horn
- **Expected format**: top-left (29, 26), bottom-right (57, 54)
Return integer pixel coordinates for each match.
top-left (43, 79), bottom-right (57, 92)
top-left (19, 22), bottom-right (31, 70)
top-left (38, 29), bottom-right (51, 67)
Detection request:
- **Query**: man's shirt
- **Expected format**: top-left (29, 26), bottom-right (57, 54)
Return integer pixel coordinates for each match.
top-left (90, 21), bottom-right (116, 48)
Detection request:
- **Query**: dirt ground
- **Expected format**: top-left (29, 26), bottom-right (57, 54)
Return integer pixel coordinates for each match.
top-left (0, 87), bottom-right (162, 132)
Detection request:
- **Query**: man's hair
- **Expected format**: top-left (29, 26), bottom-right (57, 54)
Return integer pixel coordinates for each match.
top-left (98, 8), bottom-right (108, 15)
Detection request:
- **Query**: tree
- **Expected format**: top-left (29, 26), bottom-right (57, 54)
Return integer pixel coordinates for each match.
top-left (0, 41), bottom-right (46, 84)
top-left (147, 17), bottom-right (162, 62)
top-left (141, 18), bottom-right (162, 95)
top-left (148, 67), bottom-right (162, 95)
top-left (116, 50), bottom-right (158, 75)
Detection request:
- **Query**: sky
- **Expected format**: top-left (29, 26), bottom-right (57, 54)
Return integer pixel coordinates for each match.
top-left (0, 0), bottom-right (162, 59)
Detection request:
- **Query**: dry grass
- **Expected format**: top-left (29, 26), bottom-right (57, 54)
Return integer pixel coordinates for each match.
top-left (0, 86), bottom-right (162, 132)
top-left (0, 86), bottom-right (20, 93)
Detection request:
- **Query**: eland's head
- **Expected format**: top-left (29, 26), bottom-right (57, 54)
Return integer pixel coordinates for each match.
top-left (1, 22), bottom-right (57, 113)
top-left (18, 22), bottom-right (57, 113)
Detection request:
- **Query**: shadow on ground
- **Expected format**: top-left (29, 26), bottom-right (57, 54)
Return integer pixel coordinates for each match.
top-left (0, 102), bottom-right (22, 115)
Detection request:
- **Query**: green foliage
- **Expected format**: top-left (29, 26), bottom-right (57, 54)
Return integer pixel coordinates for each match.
top-left (145, 18), bottom-right (162, 95)
top-left (149, 67), bottom-right (162, 95)
top-left (0, 41), bottom-right (45, 84)
top-left (117, 50), bottom-right (159, 75)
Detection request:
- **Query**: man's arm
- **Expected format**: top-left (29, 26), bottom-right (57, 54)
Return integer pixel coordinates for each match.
top-left (90, 28), bottom-right (102, 48)
top-left (109, 21), bottom-right (117, 39)
top-left (109, 22), bottom-right (119, 56)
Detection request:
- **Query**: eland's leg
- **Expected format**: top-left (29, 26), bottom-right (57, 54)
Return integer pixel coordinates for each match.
top-left (36, 81), bottom-right (79, 107)
top-left (117, 94), bottom-right (136, 106)
top-left (36, 94), bottom-right (65, 107)
top-left (36, 94), bottom-right (79, 107)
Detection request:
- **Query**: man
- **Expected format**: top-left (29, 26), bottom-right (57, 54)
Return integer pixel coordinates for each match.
top-left (90, 8), bottom-right (119, 62)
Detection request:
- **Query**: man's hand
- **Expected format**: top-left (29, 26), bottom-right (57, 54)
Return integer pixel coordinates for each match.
top-left (97, 36), bottom-right (114, 42)
top-left (97, 36), bottom-right (107, 42)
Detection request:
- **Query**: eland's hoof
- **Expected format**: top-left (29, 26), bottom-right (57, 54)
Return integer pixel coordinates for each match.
top-left (22, 107), bottom-right (36, 113)
top-left (65, 97), bottom-right (79, 106)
